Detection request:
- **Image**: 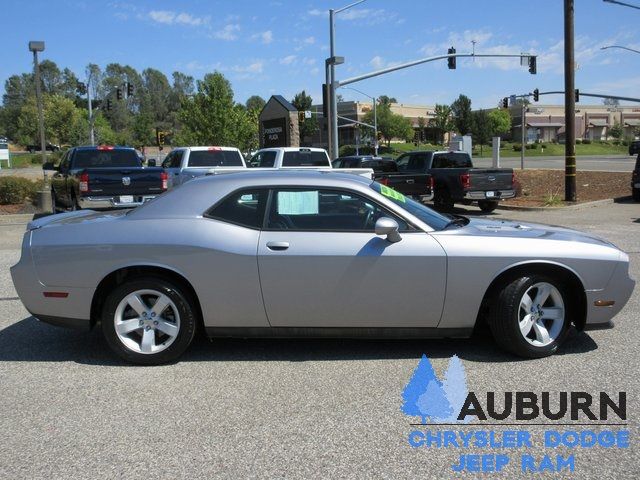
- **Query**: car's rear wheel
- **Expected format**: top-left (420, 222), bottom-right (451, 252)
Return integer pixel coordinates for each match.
top-left (478, 200), bottom-right (499, 213)
top-left (434, 189), bottom-right (454, 211)
top-left (101, 277), bottom-right (197, 365)
top-left (51, 190), bottom-right (59, 213)
top-left (489, 275), bottom-right (570, 358)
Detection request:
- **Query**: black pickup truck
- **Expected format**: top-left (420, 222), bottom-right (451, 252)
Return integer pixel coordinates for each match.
top-left (394, 150), bottom-right (514, 212)
top-left (45, 146), bottom-right (168, 211)
top-left (333, 155), bottom-right (434, 202)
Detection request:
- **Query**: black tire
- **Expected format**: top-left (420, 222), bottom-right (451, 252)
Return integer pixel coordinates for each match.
top-left (51, 189), bottom-right (59, 213)
top-left (101, 276), bottom-right (198, 365)
top-left (478, 200), bottom-right (499, 213)
top-left (488, 274), bottom-right (571, 359)
top-left (433, 189), bottom-right (454, 211)
top-left (69, 194), bottom-right (78, 211)
top-left (633, 189), bottom-right (640, 202)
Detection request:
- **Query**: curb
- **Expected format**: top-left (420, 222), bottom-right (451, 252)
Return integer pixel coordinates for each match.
top-left (496, 196), bottom-right (632, 212)
top-left (0, 213), bottom-right (34, 224)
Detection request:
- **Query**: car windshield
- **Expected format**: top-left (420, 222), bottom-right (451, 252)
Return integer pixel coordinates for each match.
top-left (370, 181), bottom-right (451, 230)
top-left (188, 150), bottom-right (243, 167)
top-left (73, 149), bottom-right (141, 168)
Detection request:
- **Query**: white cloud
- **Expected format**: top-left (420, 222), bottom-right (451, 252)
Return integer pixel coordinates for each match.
top-left (280, 55), bottom-right (297, 65)
top-left (369, 55), bottom-right (401, 70)
top-left (308, 7), bottom-right (399, 25)
top-left (232, 61), bottom-right (264, 74)
top-left (303, 36), bottom-right (315, 45)
top-left (261, 30), bottom-right (273, 44)
top-left (213, 24), bottom-right (240, 41)
top-left (148, 10), bottom-right (209, 26)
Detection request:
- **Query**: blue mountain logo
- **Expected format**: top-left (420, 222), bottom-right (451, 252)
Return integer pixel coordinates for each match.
top-left (401, 354), bottom-right (469, 424)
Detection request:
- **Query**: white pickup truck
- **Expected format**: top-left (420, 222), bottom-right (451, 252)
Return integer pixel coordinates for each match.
top-left (160, 146), bottom-right (247, 187)
top-left (249, 147), bottom-right (373, 179)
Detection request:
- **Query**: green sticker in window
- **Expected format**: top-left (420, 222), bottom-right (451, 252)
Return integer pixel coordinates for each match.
top-left (380, 184), bottom-right (406, 203)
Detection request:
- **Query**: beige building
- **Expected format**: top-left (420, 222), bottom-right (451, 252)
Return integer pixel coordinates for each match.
top-left (509, 103), bottom-right (640, 143)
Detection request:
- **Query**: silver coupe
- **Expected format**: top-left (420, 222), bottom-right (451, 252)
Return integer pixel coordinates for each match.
top-left (11, 171), bottom-right (635, 364)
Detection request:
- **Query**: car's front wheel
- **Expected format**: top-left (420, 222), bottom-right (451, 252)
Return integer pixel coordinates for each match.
top-left (478, 200), bottom-right (499, 213)
top-left (101, 277), bottom-right (197, 364)
top-left (489, 275), bottom-right (570, 358)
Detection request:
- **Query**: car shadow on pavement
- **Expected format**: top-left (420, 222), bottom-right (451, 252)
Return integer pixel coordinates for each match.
top-left (0, 316), bottom-right (598, 366)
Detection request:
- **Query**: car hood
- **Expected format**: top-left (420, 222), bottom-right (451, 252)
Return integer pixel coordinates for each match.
top-left (451, 217), bottom-right (616, 248)
top-left (27, 209), bottom-right (127, 231)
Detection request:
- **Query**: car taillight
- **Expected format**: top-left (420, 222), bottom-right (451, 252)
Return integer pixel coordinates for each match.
top-left (97, 145), bottom-right (114, 151)
top-left (379, 177), bottom-right (389, 186)
top-left (460, 173), bottom-right (471, 190)
top-left (79, 172), bottom-right (90, 193)
top-left (161, 171), bottom-right (168, 190)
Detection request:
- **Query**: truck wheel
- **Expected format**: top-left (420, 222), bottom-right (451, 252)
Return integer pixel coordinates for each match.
top-left (478, 200), bottom-right (499, 213)
top-left (488, 275), bottom-right (571, 358)
top-left (434, 190), bottom-right (453, 211)
top-left (51, 190), bottom-right (59, 213)
top-left (633, 188), bottom-right (640, 202)
top-left (101, 276), bottom-right (197, 365)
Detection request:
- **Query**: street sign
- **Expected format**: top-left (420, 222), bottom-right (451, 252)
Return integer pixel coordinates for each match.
top-left (304, 110), bottom-right (312, 119)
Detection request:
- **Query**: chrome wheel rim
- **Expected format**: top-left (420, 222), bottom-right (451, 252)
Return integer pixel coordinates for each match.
top-left (518, 282), bottom-right (565, 347)
top-left (114, 289), bottom-right (180, 355)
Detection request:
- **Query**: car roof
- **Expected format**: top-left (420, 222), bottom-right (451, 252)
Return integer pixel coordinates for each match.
top-left (177, 146), bottom-right (240, 151)
top-left (258, 147), bottom-right (327, 152)
top-left (73, 145), bottom-right (136, 151)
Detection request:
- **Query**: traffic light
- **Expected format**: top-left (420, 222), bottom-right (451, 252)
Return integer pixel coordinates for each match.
top-left (116, 87), bottom-right (123, 100)
top-left (447, 47), bottom-right (456, 70)
top-left (533, 88), bottom-right (539, 102)
top-left (106, 99), bottom-right (112, 111)
top-left (528, 56), bottom-right (537, 74)
top-left (127, 82), bottom-right (134, 97)
top-left (298, 111), bottom-right (305, 123)
top-left (575, 89), bottom-right (580, 102)
top-left (502, 97), bottom-right (509, 109)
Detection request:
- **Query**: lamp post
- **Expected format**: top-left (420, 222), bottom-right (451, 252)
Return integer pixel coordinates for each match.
top-left (341, 86), bottom-right (377, 155)
top-left (328, 0), bottom-right (366, 159)
top-left (28, 41), bottom-right (46, 166)
top-left (600, 45), bottom-right (640, 55)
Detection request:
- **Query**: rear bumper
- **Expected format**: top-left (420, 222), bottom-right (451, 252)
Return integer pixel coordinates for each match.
top-left (78, 194), bottom-right (159, 209)
top-left (463, 189), bottom-right (515, 200)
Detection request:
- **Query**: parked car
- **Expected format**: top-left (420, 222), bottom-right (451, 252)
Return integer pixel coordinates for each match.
top-left (45, 145), bottom-right (168, 211)
top-left (395, 150), bottom-right (514, 212)
top-left (632, 155), bottom-right (640, 201)
top-left (628, 140), bottom-right (640, 156)
top-left (27, 142), bottom-right (60, 153)
top-left (161, 146), bottom-right (246, 188)
top-left (334, 155), bottom-right (433, 202)
top-left (11, 170), bottom-right (634, 364)
top-left (249, 147), bottom-right (373, 179)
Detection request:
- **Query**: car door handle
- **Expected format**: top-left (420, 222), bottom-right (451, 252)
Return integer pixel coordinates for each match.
top-left (266, 241), bottom-right (290, 251)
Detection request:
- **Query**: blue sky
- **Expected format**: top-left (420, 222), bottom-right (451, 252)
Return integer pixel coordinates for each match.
top-left (3, 0), bottom-right (640, 108)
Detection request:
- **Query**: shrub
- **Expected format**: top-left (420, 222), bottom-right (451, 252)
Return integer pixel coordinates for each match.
top-left (0, 177), bottom-right (43, 204)
top-left (582, 138), bottom-right (591, 144)
top-left (512, 143), bottom-right (522, 151)
top-left (622, 139), bottom-right (630, 146)
top-left (575, 138), bottom-right (582, 144)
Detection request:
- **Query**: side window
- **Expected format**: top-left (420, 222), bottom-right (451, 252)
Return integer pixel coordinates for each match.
top-left (161, 152), bottom-right (173, 168)
top-left (170, 151), bottom-right (183, 168)
top-left (432, 154), bottom-right (448, 168)
top-left (451, 153), bottom-right (472, 168)
top-left (395, 154), bottom-right (409, 172)
top-left (266, 188), bottom-right (409, 232)
top-left (407, 154), bottom-right (427, 171)
top-left (251, 151), bottom-right (276, 168)
top-left (59, 151), bottom-right (70, 171)
top-left (205, 189), bottom-right (268, 229)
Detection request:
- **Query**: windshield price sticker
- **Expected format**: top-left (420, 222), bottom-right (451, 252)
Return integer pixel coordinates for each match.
top-left (380, 185), bottom-right (406, 203)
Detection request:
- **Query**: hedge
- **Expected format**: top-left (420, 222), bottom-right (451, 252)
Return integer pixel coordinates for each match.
top-left (0, 177), bottom-right (44, 204)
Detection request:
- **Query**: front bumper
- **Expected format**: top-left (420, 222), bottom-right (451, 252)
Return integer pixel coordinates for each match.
top-left (78, 195), bottom-right (158, 209)
top-left (584, 258), bottom-right (636, 326)
top-left (463, 189), bottom-right (516, 200)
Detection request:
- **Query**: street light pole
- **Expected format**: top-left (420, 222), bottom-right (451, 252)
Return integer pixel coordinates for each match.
top-left (521, 102), bottom-right (526, 170)
top-left (325, 60), bottom-right (332, 158)
top-left (29, 42), bottom-right (47, 168)
top-left (564, 0), bottom-right (577, 202)
top-left (600, 45), bottom-right (640, 55)
top-left (87, 71), bottom-right (95, 146)
top-left (340, 85), bottom-right (378, 155)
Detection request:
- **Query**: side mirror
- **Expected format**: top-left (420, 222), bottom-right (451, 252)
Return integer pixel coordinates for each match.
top-left (147, 159), bottom-right (156, 167)
top-left (375, 217), bottom-right (402, 243)
top-left (43, 161), bottom-right (57, 171)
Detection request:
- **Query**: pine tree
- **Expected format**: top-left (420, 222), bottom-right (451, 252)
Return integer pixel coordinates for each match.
top-left (416, 380), bottom-right (453, 423)
top-left (441, 355), bottom-right (469, 423)
top-left (401, 354), bottom-right (437, 418)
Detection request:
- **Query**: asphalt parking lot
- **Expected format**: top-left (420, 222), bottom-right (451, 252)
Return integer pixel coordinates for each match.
top-left (0, 202), bottom-right (638, 479)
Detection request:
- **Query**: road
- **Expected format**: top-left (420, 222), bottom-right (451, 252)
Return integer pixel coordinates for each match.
top-left (474, 154), bottom-right (635, 172)
top-left (0, 203), bottom-right (638, 479)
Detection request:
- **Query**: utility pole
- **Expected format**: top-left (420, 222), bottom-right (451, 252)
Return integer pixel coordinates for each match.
top-left (373, 97), bottom-right (378, 156)
top-left (87, 71), bottom-right (95, 145)
top-left (564, 0), bottom-right (576, 201)
top-left (521, 102), bottom-right (526, 170)
top-left (29, 42), bottom-right (47, 168)
top-left (325, 63), bottom-right (332, 158)
top-left (329, 8), bottom-right (338, 159)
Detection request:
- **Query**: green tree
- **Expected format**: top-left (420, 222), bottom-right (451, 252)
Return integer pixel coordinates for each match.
top-left (609, 121), bottom-right (623, 140)
top-left (292, 90), bottom-right (318, 145)
top-left (428, 104), bottom-right (454, 145)
top-left (417, 116), bottom-right (426, 143)
top-left (1, 73), bottom-right (34, 140)
top-left (131, 113), bottom-right (155, 147)
top-left (364, 102), bottom-right (413, 146)
top-left (140, 68), bottom-right (172, 126)
top-left (16, 94), bottom-right (81, 145)
top-left (245, 95), bottom-right (266, 112)
top-left (488, 109), bottom-right (512, 136)
top-left (378, 95), bottom-right (397, 106)
top-left (471, 109), bottom-right (492, 155)
top-left (451, 94), bottom-right (473, 135)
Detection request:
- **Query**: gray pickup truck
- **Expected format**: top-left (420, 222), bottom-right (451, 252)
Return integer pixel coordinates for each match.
top-left (395, 150), bottom-right (514, 212)
top-left (161, 147), bottom-right (247, 188)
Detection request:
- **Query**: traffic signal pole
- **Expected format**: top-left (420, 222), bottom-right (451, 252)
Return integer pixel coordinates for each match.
top-left (564, 0), bottom-right (577, 202)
